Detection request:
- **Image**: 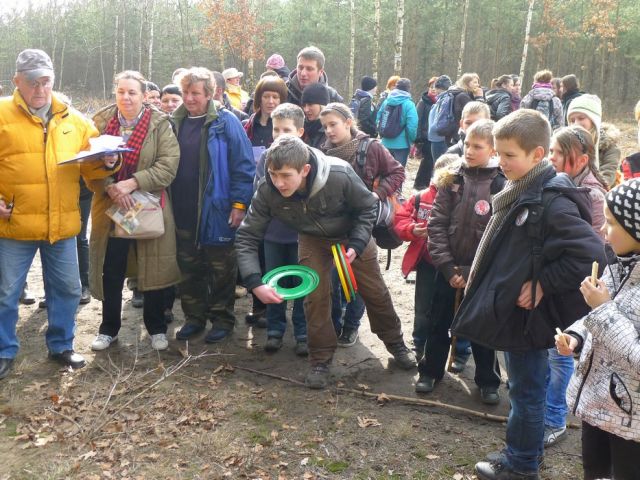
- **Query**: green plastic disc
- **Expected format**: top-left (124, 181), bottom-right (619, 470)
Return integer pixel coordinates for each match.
top-left (262, 265), bottom-right (320, 300)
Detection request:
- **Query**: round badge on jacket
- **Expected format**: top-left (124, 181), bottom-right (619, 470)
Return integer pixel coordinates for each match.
top-left (515, 207), bottom-right (529, 226)
top-left (474, 200), bottom-right (490, 216)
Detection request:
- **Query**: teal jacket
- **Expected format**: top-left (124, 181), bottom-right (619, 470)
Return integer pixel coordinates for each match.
top-left (376, 90), bottom-right (418, 149)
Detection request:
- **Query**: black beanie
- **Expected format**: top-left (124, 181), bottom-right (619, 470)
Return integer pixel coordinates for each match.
top-left (361, 76), bottom-right (377, 92)
top-left (606, 179), bottom-right (640, 242)
top-left (301, 82), bottom-right (330, 106)
top-left (396, 78), bottom-right (411, 92)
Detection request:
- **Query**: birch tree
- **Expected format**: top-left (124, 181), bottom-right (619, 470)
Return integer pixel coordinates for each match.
top-left (519, 0), bottom-right (536, 81)
top-left (456, 0), bottom-right (470, 78)
top-left (393, 0), bottom-right (404, 75)
top-left (348, 0), bottom-right (356, 95)
top-left (372, 0), bottom-right (380, 82)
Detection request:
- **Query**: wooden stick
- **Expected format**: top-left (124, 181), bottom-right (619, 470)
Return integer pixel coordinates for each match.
top-left (232, 364), bottom-right (580, 429)
top-left (555, 327), bottom-right (568, 349)
top-left (591, 261), bottom-right (599, 286)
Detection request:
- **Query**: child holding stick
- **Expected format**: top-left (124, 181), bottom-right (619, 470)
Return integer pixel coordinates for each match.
top-left (556, 179), bottom-right (640, 480)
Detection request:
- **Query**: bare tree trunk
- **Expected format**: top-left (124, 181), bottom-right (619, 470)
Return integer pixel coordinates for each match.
top-left (247, 58), bottom-right (254, 85)
top-left (57, 32), bottom-right (66, 91)
top-left (439, 0), bottom-right (450, 72)
top-left (519, 0), bottom-right (536, 82)
top-left (113, 12), bottom-right (119, 80)
top-left (138, 0), bottom-right (145, 73)
top-left (121, 3), bottom-right (126, 71)
top-left (99, 1), bottom-right (106, 99)
top-left (393, 0), bottom-right (404, 75)
top-left (492, 0), bottom-right (501, 73)
top-left (349, 0), bottom-right (356, 94)
top-left (456, 0), bottom-right (469, 78)
top-left (147, 1), bottom-right (154, 79)
top-left (373, 0), bottom-right (380, 82)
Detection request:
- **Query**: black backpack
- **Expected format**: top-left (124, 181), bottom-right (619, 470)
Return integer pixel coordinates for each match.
top-left (530, 98), bottom-right (556, 127)
top-left (377, 103), bottom-right (405, 138)
top-left (356, 139), bottom-right (403, 267)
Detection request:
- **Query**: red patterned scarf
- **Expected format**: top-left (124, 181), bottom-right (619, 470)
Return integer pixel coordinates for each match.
top-left (104, 107), bottom-right (152, 181)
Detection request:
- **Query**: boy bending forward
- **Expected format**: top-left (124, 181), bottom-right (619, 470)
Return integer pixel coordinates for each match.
top-left (237, 135), bottom-right (415, 389)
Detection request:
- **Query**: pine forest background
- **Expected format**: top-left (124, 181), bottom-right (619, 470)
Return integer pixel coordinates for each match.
top-left (0, 0), bottom-right (637, 116)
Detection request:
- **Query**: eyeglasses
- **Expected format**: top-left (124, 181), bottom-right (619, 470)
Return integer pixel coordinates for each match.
top-left (29, 78), bottom-right (53, 89)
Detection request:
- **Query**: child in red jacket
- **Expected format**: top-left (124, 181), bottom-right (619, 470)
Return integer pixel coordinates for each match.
top-left (394, 153), bottom-right (459, 358)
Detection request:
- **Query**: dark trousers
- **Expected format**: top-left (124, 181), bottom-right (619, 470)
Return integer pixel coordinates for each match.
top-left (100, 237), bottom-right (166, 337)
top-left (176, 229), bottom-right (237, 330)
top-left (417, 271), bottom-right (500, 388)
top-left (413, 261), bottom-right (437, 353)
top-left (77, 192), bottom-right (93, 287)
top-left (413, 141), bottom-right (434, 190)
top-left (249, 242), bottom-right (266, 314)
top-left (582, 421), bottom-right (640, 480)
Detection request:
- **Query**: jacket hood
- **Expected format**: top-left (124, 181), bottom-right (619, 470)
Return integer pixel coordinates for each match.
top-left (599, 122), bottom-right (621, 151)
top-left (486, 89), bottom-right (511, 104)
top-left (420, 91), bottom-right (436, 104)
top-left (435, 159), bottom-right (464, 188)
top-left (519, 166), bottom-right (594, 226)
top-left (273, 65), bottom-right (291, 78)
top-left (287, 70), bottom-right (332, 101)
top-left (355, 89), bottom-right (372, 98)
top-left (386, 89), bottom-right (413, 105)
top-left (528, 87), bottom-right (555, 101)
top-left (306, 147), bottom-right (347, 197)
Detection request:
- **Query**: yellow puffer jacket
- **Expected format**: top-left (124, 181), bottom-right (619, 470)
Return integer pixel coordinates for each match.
top-left (0, 90), bottom-right (112, 243)
top-left (225, 82), bottom-right (249, 110)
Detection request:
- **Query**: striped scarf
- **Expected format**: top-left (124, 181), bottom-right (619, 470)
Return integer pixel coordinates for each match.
top-left (467, 159), bottom-right (550, 289)
top-left (104, 107), bottom-right (152, 182)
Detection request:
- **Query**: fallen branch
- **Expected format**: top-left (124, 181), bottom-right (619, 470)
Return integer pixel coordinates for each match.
top-left (232, 365), bottom-right (580, 428)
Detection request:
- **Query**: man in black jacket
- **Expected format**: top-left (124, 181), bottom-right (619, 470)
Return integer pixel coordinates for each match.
top-left (350, 76), bottom-right (378, 137)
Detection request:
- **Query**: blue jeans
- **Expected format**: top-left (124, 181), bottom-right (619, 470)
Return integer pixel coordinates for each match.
top-left (389, 148), bottom-right (410, 167)
top-left (430, 141), bottom-right (448, 162)
top-left (504, 349), bottom-right (548, 474)
top-left (263, 240), bottom-right (306, 341)
top-left (0, 237), bottom-right (81, 358)
top-left (545, 347), bottom-right (574, 428)
top-left (331, 267), bottom-right (365, 334)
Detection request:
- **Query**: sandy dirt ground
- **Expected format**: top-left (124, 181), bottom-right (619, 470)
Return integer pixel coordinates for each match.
top-left (1, 123), bottom-right (637, 479)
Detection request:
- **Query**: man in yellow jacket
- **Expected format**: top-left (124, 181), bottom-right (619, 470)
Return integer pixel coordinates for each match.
top-left (0, 49), bottom-right (119, 380)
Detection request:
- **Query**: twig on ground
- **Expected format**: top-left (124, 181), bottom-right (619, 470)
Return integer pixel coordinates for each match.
top-left (232, 365), bottom-right (580, 428)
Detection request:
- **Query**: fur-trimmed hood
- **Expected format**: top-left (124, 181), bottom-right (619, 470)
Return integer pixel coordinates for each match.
top-left (435, 157), bottom-right (500, 189)
top-left (599, 122), bottom-right (621, 152)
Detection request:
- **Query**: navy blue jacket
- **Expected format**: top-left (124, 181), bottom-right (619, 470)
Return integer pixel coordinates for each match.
top-left (451, 166), bottom-right (607, 351)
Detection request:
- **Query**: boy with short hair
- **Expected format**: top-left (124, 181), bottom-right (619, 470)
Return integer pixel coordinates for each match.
top-left (254, 104), bottom-right (307, 355)
top-left (237, 135), bottom-right (415, 389)
top-left (422, 120), bottom-right (505, 402)
top-left (447, 101), bottom-right (491, 156)
top-left (452, 110), bottom-right (606, 479)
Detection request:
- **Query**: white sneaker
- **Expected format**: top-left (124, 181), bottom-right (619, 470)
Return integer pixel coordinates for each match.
top-left (91, 334), bottom-right (117, 351)
top-left (151, 333), bottom-right (168, 351)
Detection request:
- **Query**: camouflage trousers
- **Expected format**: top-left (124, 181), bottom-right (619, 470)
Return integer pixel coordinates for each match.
top-left (176, 229), bottom-right (237, 330)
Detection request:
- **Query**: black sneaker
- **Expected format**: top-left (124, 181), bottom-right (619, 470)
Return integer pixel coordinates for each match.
top-left (305, 363), bottom-right (330, 389)
top-left (337, 328), bottom-right (358, 347)
top-left (480, 387), bottom-right (500, 405)
top-left (79, 286), bottom-right (91, 305)
top-left (475, 459), bottom-right (539, 480)
top-left (264, 336), bottom-right (283, 352)
top-left (386, 342), bottom-right (417, 369)
top-left (19, 285), bottom-right (36, 305)
top-left (132, 289), bottom-right (143, 308)
top-left (415, 375), bottom-right (436, 393)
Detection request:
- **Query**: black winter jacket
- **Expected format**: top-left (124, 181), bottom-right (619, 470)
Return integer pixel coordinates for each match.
top-left (561, 89), bottom-right (583, 125)
top-left (286, 70), bottom-right (343, 106)
top-left (236, 147), bottom-right (378, 290)
top-left (451, 166), bottom-right (607, 352)
top-left (415, 92), bottom-right (436, 143)
top-left (351, 90), bottom-right (377, 137)
top-left (485, 88), bottom-right (513, 121)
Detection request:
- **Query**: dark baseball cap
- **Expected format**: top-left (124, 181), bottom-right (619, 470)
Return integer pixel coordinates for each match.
top-left (16, 49), bottom-right (54, 80)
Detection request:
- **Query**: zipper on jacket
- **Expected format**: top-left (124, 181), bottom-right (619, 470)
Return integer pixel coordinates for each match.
top-left (302, 199), bottom-right (329, 237)
top-left (43, 126), bottom-right (47, 144)
top-left (572, 350), bottom-right (594, 416)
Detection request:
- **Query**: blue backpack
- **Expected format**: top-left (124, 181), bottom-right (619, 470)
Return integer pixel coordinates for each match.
top-left (377, 103), bottom-right (405, 138)
top-left (349, 96), bottom-right (361, 118)
top-left (433, 91), bottom-right (458, 138)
